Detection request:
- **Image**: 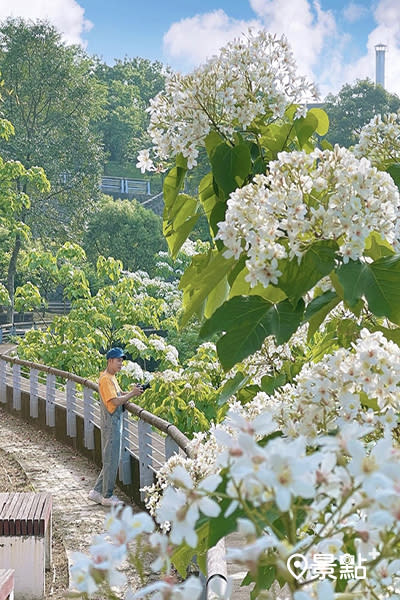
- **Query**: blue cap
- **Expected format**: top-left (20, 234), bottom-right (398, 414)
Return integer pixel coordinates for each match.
top-left (106, 347), bottom-right (126, 359)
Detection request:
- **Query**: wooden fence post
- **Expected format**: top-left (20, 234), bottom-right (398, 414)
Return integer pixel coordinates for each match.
top-left (66, 380), bottom-right (77, 438)
top-left (83, 387), bottom-right (94, 450)
top-left (45, 373), bottom-right (55, 427)
top-left (30, 368), bottom-right (39, 418)
top-left (119, 410), bottom-right (132, 485)
top-left (165, 435), bottom-right (179, 460)
top-left (0, 360), bottom-right (6, 404)
top-left (12, 363), bottom-right (21, 411)
top-left (138, 419), bottom-right (153, 501)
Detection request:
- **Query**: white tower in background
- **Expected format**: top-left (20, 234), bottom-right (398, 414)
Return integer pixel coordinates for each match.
top-left (375, 44), bottom-right (387, 88)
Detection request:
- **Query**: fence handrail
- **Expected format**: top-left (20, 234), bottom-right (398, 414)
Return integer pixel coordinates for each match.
top-left (0, 320), bottom-right (52, 330)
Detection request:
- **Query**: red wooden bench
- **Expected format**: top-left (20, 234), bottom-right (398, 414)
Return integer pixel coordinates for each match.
top-left (0, 570), bottom-right (14, 600)
top-left (0, 493), bottom-right (52, 599)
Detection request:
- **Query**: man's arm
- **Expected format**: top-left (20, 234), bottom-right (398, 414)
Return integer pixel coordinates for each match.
top-left (110, 385), bottom-right (143, 407)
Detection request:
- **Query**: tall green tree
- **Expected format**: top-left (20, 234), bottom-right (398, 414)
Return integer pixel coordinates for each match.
top-left (324, 78), bottom-right (400, 147)
top-left (0, 113), bottom-right (49, 317)
top-left (0, 18), bottom-right (107, 307)
top-left (82, 197), bottom-right (167, 275)
top-left (94, 57), bottom-right (165, 168)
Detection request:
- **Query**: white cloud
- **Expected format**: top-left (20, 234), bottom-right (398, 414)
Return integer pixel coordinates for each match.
top-left (163, 0), bottom-right (338, 95)
top-left (163, 9), bottom-right (259, 72)
top-left (343, 2), bottom-right (369, 24)
top-left (163, 0), bottom-right (400, 99)
top-left (248, 0), bottom-right (337, 80)
top-left (0, 0), bottom-right (92, 46)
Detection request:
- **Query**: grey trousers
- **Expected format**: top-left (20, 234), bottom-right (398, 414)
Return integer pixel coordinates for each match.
top-left (93, 403), bottom-right (123, 498)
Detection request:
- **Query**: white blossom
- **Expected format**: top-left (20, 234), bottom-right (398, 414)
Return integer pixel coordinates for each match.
top-left (141, 29), bottom-right (316, 170)
top-left (136, 149), bottom-right (156, 173)
top-left (217, 146), bottom-right (400, 287)
top-left (353, 111), bottom-right (400, 167)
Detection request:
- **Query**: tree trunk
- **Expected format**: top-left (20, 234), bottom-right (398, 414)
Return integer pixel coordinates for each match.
top-left (7, 234), bottom-right (22, 324)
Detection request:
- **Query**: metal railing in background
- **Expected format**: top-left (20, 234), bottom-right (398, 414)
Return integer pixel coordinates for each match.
top-left (101, 176), bottom-right (151, 196)
top-left (0, 321), bottom-right (52, 344)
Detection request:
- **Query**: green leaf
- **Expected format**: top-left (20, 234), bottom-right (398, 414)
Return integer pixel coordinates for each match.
top-left (198, 173), bottom-right (224, 237)
top-left (359, 391), bottom-right (379, 412)
top-left (163, 192), bottom-right (200, 259)
top-left (236, 384), bottom-right (260, 404)
top-left (209, 201), bottom-right (227, 243)
top-left (171, 544), bottom-right (194, 578)
top-left (363, 231), bottom-right (395, 261)
top-left (260, 122), bottom-right (295, 158)
top-left (179, 250), bottom-right (236, 327)
top-left (337, 255), bottom-right (400, 325)
top-left (368, 324), bottom-right (400, 347)
top-left (210, 142), bottom-right (252, 196)
top-left (227, 254), bottom-right (247, 287)
top-left (320, 139), bottom-right (333, 150)
top-left (306, 330), bottom-right (339, 364)
top-left (387, 163), bottom-right (400, 190)
top-left (163, 165), bottom-right (186, 209)
top-left (215, 371), bottom-right (251, 406)
top-left (304, 290), bottom-right (338, 321)
top-left (250, 566), bottom-right (277, 597)
top-left (171, 521), bottom-right (209, 577)
top-left (204, 274), bottom-right (229, 318)
top-left (175, 153), bottom-right (188, 169)
top-left (204, 130), bottom-right (224, 156)
top-left (308, 108), bottom-right (329, 135)
top-left (261, 373), bottom-right (286, 394)
top-left (229, 266), bottom-right (287, 303)
top-left (200, 296), bottom-right (305, 371)
top-left (336, 318), bottom-right (360, 347)
top-left (304, 290), bottom-right (341, 340)
top-left (294, 112), bottom-right (318, 147)
top-left (278, 240), bottom-right (338, 305)
top-left (205, 508), bottom-right (245, 548)
top-left (253, 155), bottom-right (265, 174)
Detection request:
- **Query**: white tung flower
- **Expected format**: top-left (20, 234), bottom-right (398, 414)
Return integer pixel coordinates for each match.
top-left (216, 146), bottom-right (400, 287)
top-left (353, 111), bottom-right (400, 167)
top-left (142, 29), bottom-right (316, 170)
top-left (136, 149), bottom-right (155, 173)
top-left (70, 552), bottom-right (98, 596)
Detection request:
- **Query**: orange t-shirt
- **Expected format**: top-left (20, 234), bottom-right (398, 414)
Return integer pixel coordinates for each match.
top-left (99, 370), bottom-right (122, 414)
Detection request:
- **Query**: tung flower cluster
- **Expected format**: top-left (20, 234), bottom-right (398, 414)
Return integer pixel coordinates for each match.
top-left (217, 146), bottom-right (400, 287)
top-left (353, 111), bottom-right (400, 168)
top-left (140, 29), bottom-right (316, 170)
top-left (268, 328), bottom-right (400, 440)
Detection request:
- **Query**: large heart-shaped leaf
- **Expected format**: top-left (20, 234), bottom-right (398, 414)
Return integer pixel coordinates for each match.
top-left (200, 295), bottom-right (305, 370)
top-left (337, 255), bottom-right (400, 325)
top-left (179, 250), bottom-right (235, 327)
top-left (278, 240), bottom-right (338, 305)
top-left (210, 142), bottom-right (252, 196)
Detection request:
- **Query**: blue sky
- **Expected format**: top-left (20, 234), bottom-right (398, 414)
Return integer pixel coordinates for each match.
top-left (1, 1), bottom-right (399, 99)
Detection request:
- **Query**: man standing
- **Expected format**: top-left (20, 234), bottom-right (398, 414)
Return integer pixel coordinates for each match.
top-left (88, 347), bottom-right (143, 506)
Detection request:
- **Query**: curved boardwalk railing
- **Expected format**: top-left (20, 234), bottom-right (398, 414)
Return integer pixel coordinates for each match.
top-left (0, 352), bottom-right (227, 597)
